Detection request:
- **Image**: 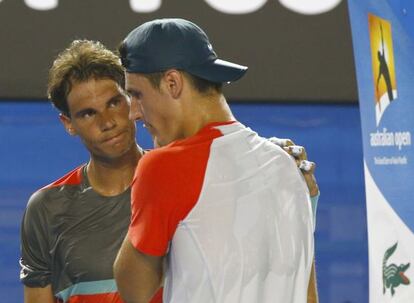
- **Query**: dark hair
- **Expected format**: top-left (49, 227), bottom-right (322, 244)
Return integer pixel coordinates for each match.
top-left (48, 40), bottom-right (125, 117)
top-left (183, 72), bottom-right (223, 95)
top-left (145, 71), bottom-right (223, 95)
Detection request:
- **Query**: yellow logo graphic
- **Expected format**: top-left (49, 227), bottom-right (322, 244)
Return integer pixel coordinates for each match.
top-left (368, 14), bottom-right (397, 126)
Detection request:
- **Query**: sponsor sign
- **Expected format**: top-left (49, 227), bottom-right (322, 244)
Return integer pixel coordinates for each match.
top-left (348, 1), bottom-right (414, 301)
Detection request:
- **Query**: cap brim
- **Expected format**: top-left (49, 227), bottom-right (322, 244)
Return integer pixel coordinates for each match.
top-left (188, 59), bottom-right (248, 83)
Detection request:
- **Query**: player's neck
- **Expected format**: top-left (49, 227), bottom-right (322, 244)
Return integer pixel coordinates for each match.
top-left (87, 144), bottom-right (142, 196)
top-left (182, 94), bottom-right (235, 138)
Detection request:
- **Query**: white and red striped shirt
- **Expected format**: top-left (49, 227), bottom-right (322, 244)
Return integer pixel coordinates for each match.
top-left (129, 121), bottom-right (314, 303)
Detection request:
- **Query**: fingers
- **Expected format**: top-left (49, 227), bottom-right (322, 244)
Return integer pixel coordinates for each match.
top-left (299, 160), bottom-right (315, 173)
top-left (268, 137), bottom-right (294, 147)
top-left (268, 136), bottom-right (319, 196)
top-left (268, 137), bottom-right (315, 173)
top-left (303, 170), bottom-right (319, 196)
top-left (283, 145), bottom-right (308, 161)
top-left (282, 145), bottom-right (315, 173)
top-left (289, 145), bottom-right (304, 157)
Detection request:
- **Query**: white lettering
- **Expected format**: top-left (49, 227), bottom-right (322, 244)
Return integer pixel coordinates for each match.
top-left (370, 128), bottom-right (395, 147)
top-left (374, 156), bottom-right (408, 165)
top-left (19, 0), bottom-right (342, 15)
top-left (24, 0), bottom-right (58, 10)
top-left (204, 0), bottom-right (267, 14)
top-left (129, 0), bottom-right (161, 13)
top-left (370, 129), bottom-right (412, 150)
top-left (394, 131), bottom-right (411, 151)
top-left (278, 0), bottom-right (342, 15)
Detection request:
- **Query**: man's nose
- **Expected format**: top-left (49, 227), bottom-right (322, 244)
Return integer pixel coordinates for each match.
top-left (99, 110), bottom-right (116, 131)
top-left (129, 97), bottom-right (143, 121)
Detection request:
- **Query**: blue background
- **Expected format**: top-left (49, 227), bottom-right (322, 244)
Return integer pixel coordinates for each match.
top-left (348, 0), bottom-right (414, 233)
top-left (0, 101), bottom-right (367, 303)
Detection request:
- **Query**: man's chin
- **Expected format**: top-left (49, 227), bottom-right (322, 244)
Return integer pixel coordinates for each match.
top-left (96, 144), bottom-right (136, 161)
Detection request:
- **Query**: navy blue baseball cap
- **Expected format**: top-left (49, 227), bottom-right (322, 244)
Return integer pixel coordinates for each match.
top-left (120, 18), bottom-right (248, 83)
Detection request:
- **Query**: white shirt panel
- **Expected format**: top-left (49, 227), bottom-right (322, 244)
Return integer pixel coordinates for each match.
top-left (163, 122), bottom-right (314, 303)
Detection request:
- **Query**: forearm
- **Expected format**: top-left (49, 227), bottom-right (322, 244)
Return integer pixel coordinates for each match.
top-left (114, 237), bottom-right (163, 303)
top-left (307, 261), bottom-right (319, 303)
top-left (24, 285), bottom-right (54, 303)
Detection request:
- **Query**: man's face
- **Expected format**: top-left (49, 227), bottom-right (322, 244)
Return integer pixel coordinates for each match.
top-left (125, 72), bottom-right (182, 147)
top-left (62, 78), bottom-right (137, 161)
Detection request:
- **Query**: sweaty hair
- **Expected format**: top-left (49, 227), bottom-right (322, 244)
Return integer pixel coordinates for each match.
top-left (184, 72), bottom-right (223, 95)
top-left (48, 40), bottom-right (125, 117)
top-left (144, 71), bottom-right (223, 95)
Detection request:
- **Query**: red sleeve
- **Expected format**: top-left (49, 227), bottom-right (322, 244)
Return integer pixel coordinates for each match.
top-left (149, 288), bottom-right (163, 303)
top-left (128, 136), bottom-right (217, 256)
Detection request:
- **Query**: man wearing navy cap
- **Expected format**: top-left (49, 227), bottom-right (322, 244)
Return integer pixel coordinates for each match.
top-left (114, 18), bottom-right (316, 303)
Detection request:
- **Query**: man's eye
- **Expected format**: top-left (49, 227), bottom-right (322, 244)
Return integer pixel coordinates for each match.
top-left (128, 91), bottom-right (142, 100)
top-left (109, 99), bottom-right (121, 108)
top-left (80, 110), bottom-right (95, 118)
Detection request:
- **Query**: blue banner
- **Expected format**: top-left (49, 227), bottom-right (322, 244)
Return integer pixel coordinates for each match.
top-left (348, 0), bottom-right (413, 301)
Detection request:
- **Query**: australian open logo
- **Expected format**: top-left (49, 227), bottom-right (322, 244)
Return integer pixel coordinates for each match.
top-left (383, 242), bottom-right (410, 296)
top-left (368, 14), bottom-right (398, 126)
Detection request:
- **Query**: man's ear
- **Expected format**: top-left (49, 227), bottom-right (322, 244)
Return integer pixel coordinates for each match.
top-left (59, 113), bottom-right (76, 136)
top-left (162, 69), bottom-right (183, 99)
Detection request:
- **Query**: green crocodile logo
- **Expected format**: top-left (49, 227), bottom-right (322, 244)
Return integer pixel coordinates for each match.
top-left (383, 242), bottom-right (410, 296)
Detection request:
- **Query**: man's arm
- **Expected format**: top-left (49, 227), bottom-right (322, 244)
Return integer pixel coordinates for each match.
top-left (24, 285), bottom-right (54, 303)
top-left (21, 191), bottom-right (54, 302)
top-left (285, 143), bottom-right (319, 303)
top-left (307, 262), bottom-right (319, 303)
top-left (284, 142), bottom-right (319, 303)
top-left (114, 235), bottom-right (164, 303)
top-left (269, 137), bottom-right (319, 303)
